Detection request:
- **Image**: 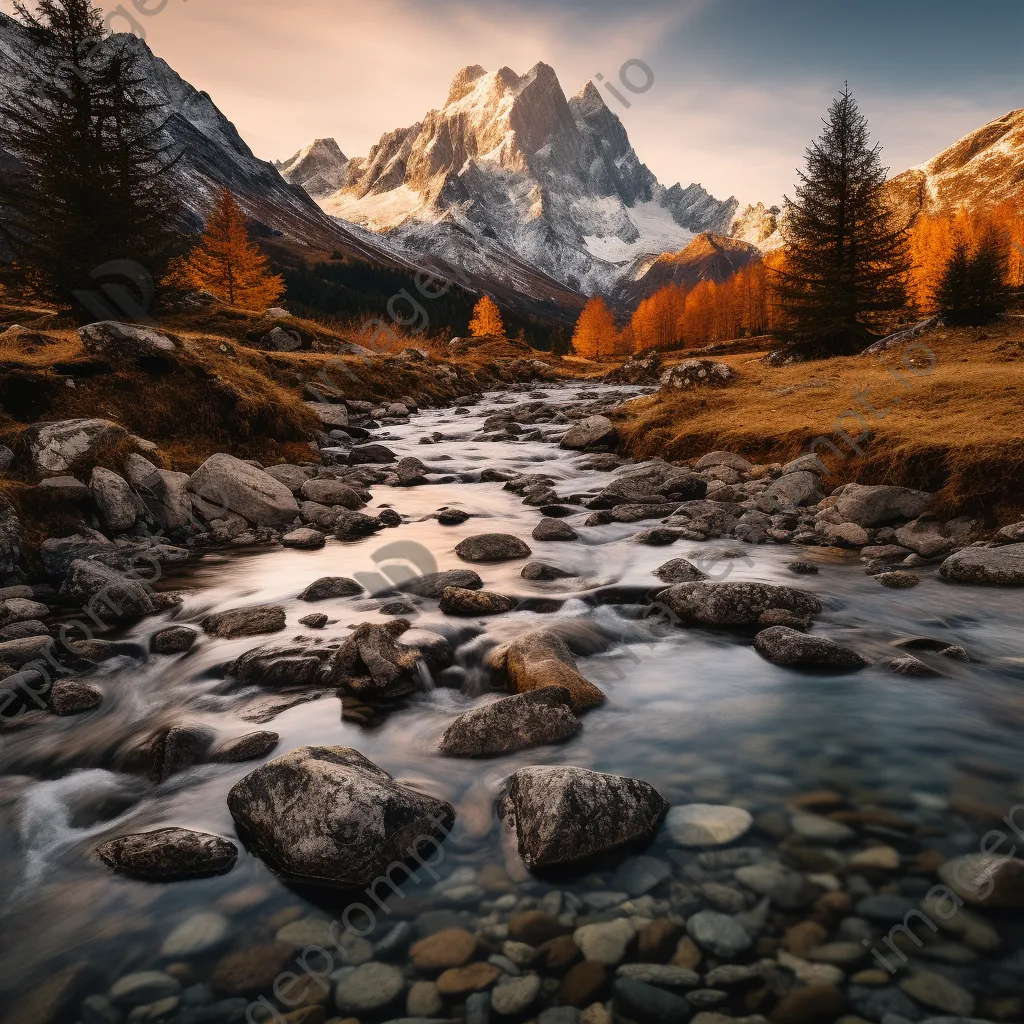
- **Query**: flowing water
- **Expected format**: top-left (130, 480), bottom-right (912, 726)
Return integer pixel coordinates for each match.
top-left (1, 382), bottom-right (1023, 1019)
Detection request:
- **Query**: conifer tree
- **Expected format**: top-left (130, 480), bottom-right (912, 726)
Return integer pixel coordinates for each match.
top-left (572, 296), bottom-right (619, 358)
top-left (0, 0), bottom-right (182, 314)
top-left (775, 87), bottom-right (910, 353)
top-left (934, 227), bottom-right (1008, 326)
top-left (468, 295), bottom-right (504, 338)
top-left (167, 189), bottom-right (285, 308)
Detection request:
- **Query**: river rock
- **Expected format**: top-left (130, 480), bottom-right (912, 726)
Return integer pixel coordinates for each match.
top-left (209, 944), bottom-right (295, 997)
top-left (899, 971), bottom-right (975, 1017)
top-left (522, 561), bottom-right (575, 581)
top-left (502, 765), bottom-right (669, 870)
top-left (895, 519), bottom-right (953, 558)
top-left (124, 456), bottom-right (194, 532)
top-left (561, 415), bottom-right (617, 450)
top-left (660, 581), bottom-right (822, 630)
top-left (410, 927), bottom-right (477, 970)
top-left (491, 973), bottom-right (542, 1015)
top-left (0, 634), bottom-right (54, 668)
top-left (18, 418), bottom-right (130, 475)
top-left (109, 971), bottom-right (181, 1005)
top-left (533, 518), bottom-right (579, 541)
top-left (299, 478), bottom-right (364, 508)
top-left (833, 484), bottom-right (933, 527)
top-left (299, 576), bottom-right (363, 601)
top-left (90, 467), bottom-right (142, 533)
top-left (654, 558), bottom-right (709, 583)
top-left (321, 621), bottom-right (423, 698)
top-left (0, 494), bottom-right (22, 574)
top-left (350, 443), bottom-right (397, 464)
top-left (334, 961), bottom-right (405, 1014)
top-left (226, 745), bottom-right (455, 887)
top-left (61, 560), bottom-right (155, 619)
top-left (938, 854), bottom-right (1024, 908)
top-left (401, 569), bottom-right (484, 598)
top-left (0, 597), bottom-right (48, 627)
top-left (439, 688), bottom-right (579, 757)
top-left (574, 918), bottom-right (637, 964)
top-left (334, 510), bottom-right (383, 540)
top-left (210, 731), bottom-right (280, 763)
top-left (49, 680), bottom-right (102, 715)
top-left (489, 629), bottom-right (606, 710)
top-left (767, 472), bottom-right (823, 507)
top-left (940, 543), bottom-right (1024, 585)
top-left (151, 626), bottom-right (199, 654)
top-left (685, 911), bottom-right (752, 957)
top-left (188, 453), bottom-right (299, 527)
top-left (160, 912), bottom-right (230, 958)
top-left (614, 978), bottom-right (692, 1024)
top-left (97, 828), bottom-right (237, 881)
top-left (439, 586), bottom-right (516, 615)
top-left (281, 527), bottom-right (326, 549)
top-left (666, 804), bottom-right (754, 847)
top-left (200, 604), bottom-right (286, 638)
top-left (456, 533), bottom-right (533, 563)
top-left (769, 984), bottom-right (845, 1024)
top-left (753, 626), bottom-right (868, 670)
top-left (617, 964), bottom-right (700, 989)
top-left (877, 571), bottom-right (920, 588)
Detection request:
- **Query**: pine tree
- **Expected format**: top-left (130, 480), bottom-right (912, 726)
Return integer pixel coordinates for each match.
top-left (775, 87), bottom-right (910, 354)
top-left (167, 188), bottom-right (285, 309)
top-left (935, 228), bottom-right (1008, 326)
top-left (0, 0), bottom-right (183, 314)
top-left (468, 295), bottom-right (504, 338)
top-left (572, 297), bottom-right (619, 358)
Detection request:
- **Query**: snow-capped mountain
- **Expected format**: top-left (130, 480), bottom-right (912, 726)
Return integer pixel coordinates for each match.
top-left (276, 139), bottom-right (351, 199)
top-left (290, 63), bottom-right (743, 296)
top-left (886, 107), bottom-right (1024, 221)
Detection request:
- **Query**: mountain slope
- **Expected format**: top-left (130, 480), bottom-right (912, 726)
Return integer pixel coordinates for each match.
top-left (292, 63), bottom-right (739, 297)
top-left (616, 232), bottom-right (763, 307)
top-left (886, 108), bottom-right (1024, 221)
top-left (276, 139), bottom-right (351, 198)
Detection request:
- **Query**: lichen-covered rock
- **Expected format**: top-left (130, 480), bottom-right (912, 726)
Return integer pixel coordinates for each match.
top-left (60, 560), bottom-right (155, 620)
top-left (188, 453), bottom-right (300, 528)
top-left (439, 688), bottom-right (579, 757)
top-left (489, 629), bottom-right (606, 710)
top-left (753, 626), bottom-right (867, 670)
top-left (90, 467), bottom-right (143, 533)
top-left (456, 533), bottom-right (533, 563)
top-left (833, 484), bottom-right (933, 527)
top-left (226, 745), bottom-right (455, 887)
top-left (299, 576), bottom-right (363, 601)
top-left (17, 418), bottom-right (129, 475)
top-left (151, 626), bottom-right (199, 654)
top-left (660, 360), bottom-right (736, 390)
top-left (321, 621), bottom-right (423, 699)
top-left (78, 320), bottom-right (178, 356)
top-left (209, 731), bottom-right (280, 763)
top-left (560, 415), bottom-right (617, 451)
top-left (281, 527), bottom-right (326, 549)
top-left (439, 587), bottom-right (516, 616)
top-left (401, 569), bottom-right (484, 598)
top-left (940, 543), bottom-right (1024, 585)
top-left (299, 478), bottom-right (364, 508)
top-left (334, 510), bottom-right (383, 540)
top-left (200, 604), bottom-right (286, 638)
top-left (0, 494), bottom-right (22, 574)
top-left (49, 680), bottom-right (102, 715)
top-left (533, 518), bottom-right (579, 541)
top-left (653, 558), bottom-right (709, 584)
top-left (660, 581), bottom-right (822, 630)
top-left (97, 828), bottom-right (237, 881)
top-left (501, 765), bottom-right (669, 870)
top-left (767, 471), bottom-right (824, 508)
top-left (229, 643), bottom-right (327, 689)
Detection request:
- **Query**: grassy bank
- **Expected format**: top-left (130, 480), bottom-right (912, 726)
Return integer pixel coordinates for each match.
top-left (615, 319), bottom-right (1024, 522)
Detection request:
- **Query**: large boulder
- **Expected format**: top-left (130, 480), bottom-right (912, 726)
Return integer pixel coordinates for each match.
top-left (18, 418), bottom-right (130, 475)
top-left (230, 644), bottom-right (326, 689)
top-left (833, 484), bottom-right (933, 527)
top-left (659, 581), bottom-right (822, 630)
top-left (753, 626), bottom-right (867, 670)
top-left (560, 415), bottom-right (618, 451)
top-left (226, 746), bottom-right (455, 887)
top-left (124, 455), bottom-right (194, 532)
top-left (767, 471), bottom-right (823, 508)
top-left (401, 569), bottom-right (484, 598)
top-left (90, 467), bottom-right (143, 533)
top-left (660, 360), bottom-right (736, 390)
top-left (489, 629), bottom-right (606, 710)
top-left (96, 828), bottom-right (237, 881)
top-left (940, 544), bottom-right (1024, 585)
top-left (501, 766), bottom-right (669, 870)
top-left (60, 560), bottom-right (155, 620)
top-left (439, 688), bottom-right (579, 757)
top-left (306, 401), bottom-right (348, 428)
top-left (299, 479), bottom-right (364, 508)
top-left (200, 605), bottom-right (286, 638)
top-left (188, 453), bottom-right (299, 528)
top-left (439, 587), bottom-right (516, 616)
top-left (299, 576), bottom-right (364, 601)
top-left (455, 533), bottom-right (532, 563)
top-left (78, 321), bottom-right (178, 357)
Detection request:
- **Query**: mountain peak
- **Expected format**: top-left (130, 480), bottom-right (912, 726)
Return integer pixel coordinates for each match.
top-left (447, 64), bottom-right (488, 104)
top-left (278, 137), bottom-right (350, 197)
top-left (573, 81), bottom-right (608, 117)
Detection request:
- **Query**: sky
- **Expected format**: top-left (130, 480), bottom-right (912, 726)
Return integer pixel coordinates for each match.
top-left (4, 0), bottom-right (1022, 206)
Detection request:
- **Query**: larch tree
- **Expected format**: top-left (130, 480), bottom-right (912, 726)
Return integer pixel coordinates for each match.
top-left (168, 188), bottom-right (284, 309)
top-left (0, 0), bottom-right (183, 315)
top-left (775, 87), bottom-right (910, 354)
top-left (468, 295), bottom-right (505, 338)
top-left (572, 296), bottom-right (619, 358)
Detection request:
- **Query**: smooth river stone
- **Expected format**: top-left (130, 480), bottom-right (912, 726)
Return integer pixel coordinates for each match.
top-left (666, 804), bottom-right (753, 847)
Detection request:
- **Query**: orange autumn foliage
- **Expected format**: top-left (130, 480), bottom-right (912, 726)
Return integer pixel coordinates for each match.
top-left (468, 295), bottom-right (505, 338)
top-left (167, 189), bottom-right (284, 309)
top-left (908, 202), bottom-right (1024, 314)
top-left (572, 296), bottom-right (623, 357)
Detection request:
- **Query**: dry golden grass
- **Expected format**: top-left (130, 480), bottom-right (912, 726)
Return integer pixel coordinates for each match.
top-left (616, 320), bottom-right (1024, 521)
